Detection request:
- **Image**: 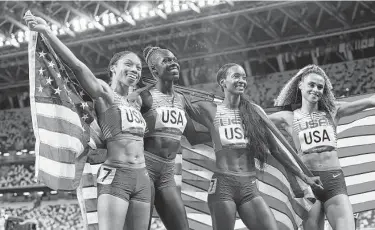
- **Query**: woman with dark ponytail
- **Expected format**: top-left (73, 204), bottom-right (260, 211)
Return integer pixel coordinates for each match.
top-left (139, 46), bottom-right (190, 230)
top-left (184, 63), bottom-right (323, 230)
top-left (26, 14), bottom-right (151, 230)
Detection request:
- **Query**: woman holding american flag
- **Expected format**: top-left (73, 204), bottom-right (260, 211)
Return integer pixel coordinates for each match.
top-left (25, 13), bottom-right (152, 230)
top-left (270, 64), bottom-right (375, 230)
top-left (183, 63), bottom-right (323, 230)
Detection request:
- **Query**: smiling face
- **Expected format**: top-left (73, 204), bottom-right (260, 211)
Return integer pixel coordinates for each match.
top-left (152, 50), bottom-right (180, 81)
top-left (110, 52), bottom-right (142, 87)
top-left (220, 65), bottom-right (247, 95)
top-left (299, 73), bottom-right (325, 104)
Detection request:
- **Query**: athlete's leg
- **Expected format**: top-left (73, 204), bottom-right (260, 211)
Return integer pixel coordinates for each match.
top-left (154, 186), bottom-right (189, 230)
top-left (302, 200), bottom-right (325, 230)
top-left (208, 201), bottom-right (237, 230)
top-left (324, 194), bottom-right (355, 230)
top-left (237, 197), bottom-right (278, 230)
top-left (124, 200), bottom-right (151, 230)
top-left (98, 194), bottom-right (129, 230)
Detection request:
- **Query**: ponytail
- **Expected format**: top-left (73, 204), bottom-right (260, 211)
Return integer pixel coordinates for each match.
top-left (239, 95), bottom-right (271, 168)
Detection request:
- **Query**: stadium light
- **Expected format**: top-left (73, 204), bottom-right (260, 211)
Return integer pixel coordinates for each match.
top-left (50, 191), bottom-right (57, 194)
top-left (37, 191), bottom-right (44, 195)
top-left (3, 153), bottom-right (9, 157)
top-left (0, 0), bottom-right (226, 49)
top-left (23, 192), bottom-right (30, 196)
top-left (0, 194), bottom-right (3, 197)
top-left (29, 151), bottom-right (35, 154)
top-left (22, 149), bottom-right (28, 153)
top-left (16, 152), bottom-right (22, 156)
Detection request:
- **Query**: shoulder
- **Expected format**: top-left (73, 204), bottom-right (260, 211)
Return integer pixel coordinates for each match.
top-left (269, 110), bottom-right (294, 127)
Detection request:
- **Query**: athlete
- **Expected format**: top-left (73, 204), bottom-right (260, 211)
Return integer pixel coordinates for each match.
top-left (139, 46), bottom-right (189, 230)
top-left (183, 63), bottom-right (323, 230)
top-left (270, 64), bottom-right (375, 230)
top-left (25, 15), bottom-right (151, 230)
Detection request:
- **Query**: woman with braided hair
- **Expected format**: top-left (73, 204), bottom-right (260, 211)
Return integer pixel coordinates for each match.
top-left (269, 64), bottom-right (375, 230)
top-left (140, 46), bottom-right (190, 230)
top-left (183, 63), bottom-right (323, 230)
top-left (25, 14), bottom-right (151, 230)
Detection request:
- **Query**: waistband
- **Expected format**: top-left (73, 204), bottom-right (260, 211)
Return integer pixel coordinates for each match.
top-left (103, 160), bottom-right (146, 169)
top-left (144, 132), bottom-right (182, 141)
top-left (106, 133), bottom-right (144, 143)
top-left (213, 169), bottom-right (256, 177)
top-left (144, 151), bottom-right (175, 164)
top-left (310, 167), bottom-right (343, 173)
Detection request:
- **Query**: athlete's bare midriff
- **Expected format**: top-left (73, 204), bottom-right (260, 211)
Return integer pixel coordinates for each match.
top-left (144, 136), bottom-right (181, 160)
top-left (300, 150), bottom-right (341, 171)
top-left (215, 148), bottom-right (256, 173)
top-left (105, 138), bottom-right (145, 167)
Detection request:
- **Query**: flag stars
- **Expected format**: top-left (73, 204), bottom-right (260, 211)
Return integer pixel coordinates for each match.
top-left (37, 85), bottom-right (43, 92)
top-left (38, 51), bottom-right (46, 58)
top-left (82, 114), bottom-right (89, 121)
top-left (48, 61), bottom-right (55, 68)
top-left (79, 90), bottom-right (85, 97)
top-left (56, 73), bottom-right (61, 78)
top-left (63, 78), bottom-right (69, 84)
top-left (80, 102), bottom-right (88, 110)
top-left (54, 87), bottom-right (62, 95)
top-left (38, 67), bottom-right (45, 75)
top-left (46, 77), bottom-right (53, 85)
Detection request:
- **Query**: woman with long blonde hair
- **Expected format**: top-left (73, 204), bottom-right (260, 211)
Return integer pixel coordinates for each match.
top-left (270, 64), bottom-right (375, 230)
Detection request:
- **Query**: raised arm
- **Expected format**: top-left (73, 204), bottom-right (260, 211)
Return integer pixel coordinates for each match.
top-left (336, 94), bottom-right (375, 120)
top-left (25, 14), bottom-right (107, 99)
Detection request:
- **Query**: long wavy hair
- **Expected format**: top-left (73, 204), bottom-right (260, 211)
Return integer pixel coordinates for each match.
top-left (217, 63), bottom-right (271, 167)
top-left (274, 64), bottom-right (337, 118)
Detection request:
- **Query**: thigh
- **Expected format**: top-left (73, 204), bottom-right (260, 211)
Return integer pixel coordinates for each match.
top-left (124, 200), bottom-right (151, 230)
top-left (302, 200), bottom-right (325, 230)
top-left (324, 194), bottom-right (355, 230)
top-left (154, 186), bottom-right (189, 230)
top-left (98, 194), bottom-right (129, 230)
top-left (237, 197), bottom-right (278, 230)
top-left (208, 200), bottom-right (237, 230)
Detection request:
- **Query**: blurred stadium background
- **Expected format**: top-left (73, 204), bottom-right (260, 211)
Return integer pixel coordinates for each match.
top-left (0, 1), bottom-right (375, 229)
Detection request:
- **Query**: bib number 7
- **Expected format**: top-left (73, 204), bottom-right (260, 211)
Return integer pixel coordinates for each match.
top-left (207, 178), bottom-right (217, 195)
top-left (97, 166), bottom-right (116, 185)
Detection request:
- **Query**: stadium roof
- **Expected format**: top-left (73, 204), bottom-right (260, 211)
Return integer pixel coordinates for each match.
top-left (1, 0), bottom-right (375, 93)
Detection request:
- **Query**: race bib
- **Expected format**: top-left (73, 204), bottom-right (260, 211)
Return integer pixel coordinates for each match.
top-left (155, 107), bottom-right (187, 133)
top-left (218, 124), bottom-right (248, 147)
top-left (207, 178), bottom-right (217, 194)
top-left (97, 165), bottom-right (116, 185)
top-left (299, 125), bottom-right (336, 152)
top-left (119, 106), bottom-right (146, 134)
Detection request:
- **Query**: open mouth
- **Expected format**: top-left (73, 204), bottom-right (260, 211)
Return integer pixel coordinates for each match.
top-left (168, 65), bottom-right (179, 72)
top-left (127, 74), bottom-right (138, 80)
top-left (235, 84), bottom-right (246, 90)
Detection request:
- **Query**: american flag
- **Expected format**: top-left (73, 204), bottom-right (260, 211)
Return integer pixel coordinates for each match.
top-left (28, 31), bottom-right (96, 191)
top-left (335, 94), bottom-right (375, 214)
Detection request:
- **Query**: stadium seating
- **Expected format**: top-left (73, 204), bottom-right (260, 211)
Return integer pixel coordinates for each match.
top-left (2, 204), bottom-right (166, 230)
top-left (0, 164), bottom-right (40, 188)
